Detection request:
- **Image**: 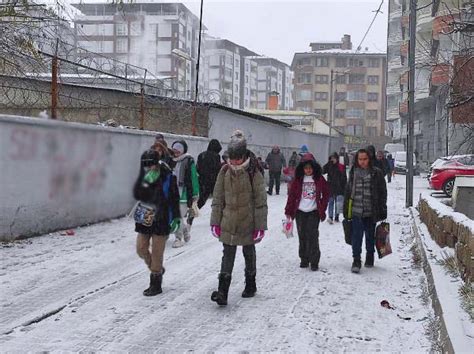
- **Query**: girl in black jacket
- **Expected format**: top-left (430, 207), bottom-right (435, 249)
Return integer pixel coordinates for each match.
top-left (133, 149), bottom-right (180, 296)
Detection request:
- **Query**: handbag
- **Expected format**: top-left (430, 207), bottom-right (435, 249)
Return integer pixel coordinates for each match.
top-left (375, 222), bottom-right (392, 258)
top-left (133, 202), bottom-right (156, 227)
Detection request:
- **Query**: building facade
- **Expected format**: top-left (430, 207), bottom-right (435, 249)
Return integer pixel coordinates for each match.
top-left (387, 0), bottom-right (473, 167)
top-left (72, 2), bottom-right (202, 99)
top-left (292, 35), bottom-right (387, 146)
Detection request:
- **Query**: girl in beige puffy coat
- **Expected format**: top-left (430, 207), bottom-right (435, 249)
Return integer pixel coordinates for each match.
top-left (210, 130), bottom-right (268, 306)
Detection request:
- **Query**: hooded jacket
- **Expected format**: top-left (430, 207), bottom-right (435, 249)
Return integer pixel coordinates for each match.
top-left (197, 139), bottom-right (222, 190)
top-left (265, 146), bottom-right (286, 173)
top-left (323, 155), bottom-right (347, 196)
top-left (285, 155), bottom-right (330, 220)
top-left (172, 140), bottom-right (199, 207)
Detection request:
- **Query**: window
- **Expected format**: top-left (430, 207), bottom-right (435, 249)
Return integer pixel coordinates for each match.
top-left (368, 58), bottom-right (380, 68)
top-left (347, 91), bottom-right (366, 101)
top-left (297, 73), bottom-right (312, 84)
top-left (346, 108), bottom-right (364, 118)
top-left (234, 97), bottom-right (239, 105)
top-left (299, 57), bottom-right (311, 66)
top-left (346, 125), bottom-right (363, 135)
top-left (367, 110), bottom-right (378, 119)
top-left (234, 84), bottom-right (238, 92)
top-left (296, 89), bottom-right (312, 101)
top-left (245, 75), bottom-right (249, 83)
top-left (367, 75), bottom-right (379, 85)
top-left (225, 68), bottom-right (232, 78)
top-left (335, 92), bottom-right (346, 101)
top-left (245, 87), bottom-right (249, 95)
top-left (130, 22), bottom-right (141, 36)
top-left (315, 75), bottom-right (329, 84)
top-left (314, 92), bottom-right (329, 101)
top-left (349, 74), bottom-right (365, 84)
top-left (245, 63), bottom-right (249, 71)
top-left (116, 38), bottom-right (127, 53)
top-left (367, 92), bottom-right (379, 102)
top-left (314, 109), bottom-right (327, 119)
top-left (315, 57), bottom-right (329, 67)
top-left (235, 58), bottom-right (240, 67)
top-left (367, 127), bottom-right (377, 136)
top-left (335, 109), bottom-right (345, 118)
top-left (235, 72), bottom-right (239, 80)
top-left (336, 58), bottom-right (347, 67)
top-left (335, 74), bottom-right (347, 84)
top-left (245, 99), bottom-right (249, 107)
top-left (349, 58), bottom-right (364, 67)
top-left (116, 23), bottom-right (127, 36)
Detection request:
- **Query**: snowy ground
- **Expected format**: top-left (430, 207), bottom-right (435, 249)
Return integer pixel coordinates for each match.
top-left (1, 176), bottom-right (438, 351)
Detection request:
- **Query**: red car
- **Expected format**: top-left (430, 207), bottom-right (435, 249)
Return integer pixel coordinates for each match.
top-left (429, 155), bottom-right (474, 196)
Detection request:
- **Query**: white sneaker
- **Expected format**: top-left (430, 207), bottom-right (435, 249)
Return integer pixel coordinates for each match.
top-left (172, 239), bottom-right (184, 248)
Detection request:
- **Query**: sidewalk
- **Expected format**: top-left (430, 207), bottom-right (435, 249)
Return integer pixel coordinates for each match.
top-left (1, 180), bottom-right (435, 351)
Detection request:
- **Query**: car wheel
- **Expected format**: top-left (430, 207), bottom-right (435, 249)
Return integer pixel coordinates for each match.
top-left (442, 178), bottom-right (455, 197)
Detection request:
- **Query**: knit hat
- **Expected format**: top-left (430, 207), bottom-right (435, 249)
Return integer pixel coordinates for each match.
top-left (227, 130), bottom-right (247, 159)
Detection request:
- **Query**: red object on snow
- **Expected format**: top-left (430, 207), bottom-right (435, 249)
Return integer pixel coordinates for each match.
top-left (60, 229), bottom-right (75, 236)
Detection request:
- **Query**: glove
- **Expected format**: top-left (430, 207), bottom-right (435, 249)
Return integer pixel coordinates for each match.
top-left (211, 225), bottom-right (221, 238)
top-left (169, 218), bottom-right (181, 233)
top-left (253, 230), bottom-right (265, 243)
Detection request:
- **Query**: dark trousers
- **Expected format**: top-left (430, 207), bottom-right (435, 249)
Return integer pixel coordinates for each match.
top-left (351, 216), bottom-right (376, 259)
top-left (268, 171), bottom-right (281, 194)
top-left (387, 172), bottom-right (392, 183)
top-left (197, 180), bottom-right (213, 209)
top-left (295, 210), bottom-right (321, 266)
top-left (220, 243), bottom-right (256, 276)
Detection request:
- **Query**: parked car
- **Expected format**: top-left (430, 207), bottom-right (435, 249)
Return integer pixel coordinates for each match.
top-left (384, 143), bottom-right (405, 155)
top-left (427, 155), bottom-right (466, 180)
top-left (429, 154), bottom-right (474, 196)
top-left (394, 151), bottom-right (419, 175)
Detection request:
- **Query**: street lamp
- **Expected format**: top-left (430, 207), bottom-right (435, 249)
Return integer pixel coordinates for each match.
top-left (191, 0), bottom-right (204, 136)
top-left (328, 69), bottom-right (350, 153)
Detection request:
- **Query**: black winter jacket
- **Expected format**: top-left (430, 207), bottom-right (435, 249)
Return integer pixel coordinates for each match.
top-left (197, 139), bottom-right (222, 191)
top-left (343, 166), bottom-right (387, 222)
top-left (323, 162), bottom-right (347, 196)
top-left (133, 161), bottom-right (180, 235)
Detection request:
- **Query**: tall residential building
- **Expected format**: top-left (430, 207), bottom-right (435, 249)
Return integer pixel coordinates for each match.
top-left (72, 2), bottom-right (202, 98)
top-left (387, 0), bottom-right (473, 165)
top-left (291, 35), bottom-right (387, 146)
top-left (202, 37), bottom-right (294, 110)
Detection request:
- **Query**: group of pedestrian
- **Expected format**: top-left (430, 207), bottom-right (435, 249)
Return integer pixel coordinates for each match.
top-left (132, 132), bottom-right (387, 303)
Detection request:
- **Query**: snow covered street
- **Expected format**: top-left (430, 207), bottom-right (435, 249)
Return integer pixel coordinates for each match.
top-left (1, 177), bottom-right (437, 351)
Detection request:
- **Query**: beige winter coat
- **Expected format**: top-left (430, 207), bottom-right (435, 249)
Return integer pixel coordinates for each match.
top-left (210, 161), bottom-right (268, 246)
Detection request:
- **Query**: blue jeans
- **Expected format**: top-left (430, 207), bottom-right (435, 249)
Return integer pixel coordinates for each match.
top-left (351, 216), bottom-right (376, 259)
top-left (328, 195), bottom-right (344, 220)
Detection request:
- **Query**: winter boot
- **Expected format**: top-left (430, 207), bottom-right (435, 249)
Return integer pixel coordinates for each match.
top-left (143, 273), bottom-right (163, 296)
top-left (241, 272), bottom-right (257, 298)
top-left (211, 273), bottom-right (232, 306)
top-left (300, 261), bottom-right (309, 268)
top-left (365, 252), bottom-right (374, 268)
top-left (310, 263), bottom-right (319, 271)
top-left (172, 237), bottom-right (184, 248)
top-left (351, 257), bottom-right (362, 273)
top-left (335, 215), bottom-right (340, 222)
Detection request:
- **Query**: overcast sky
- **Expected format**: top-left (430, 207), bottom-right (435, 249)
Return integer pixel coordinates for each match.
top-left (181, 0), bottom-right (388, 65)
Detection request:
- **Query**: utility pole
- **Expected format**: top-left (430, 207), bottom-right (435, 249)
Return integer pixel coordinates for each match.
top-left (191, 0), bottom-right (204, 136)
top-left (328, 69), bottom-right (334, 154)
top-left (406, 0), bottom-right (417, 208)
top-left (51, 39), bottom-right (59, 119)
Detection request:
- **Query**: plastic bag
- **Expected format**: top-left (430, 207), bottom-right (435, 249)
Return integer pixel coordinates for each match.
top-left (282, 219), bottom-right (294, 238)
top-left (375, 222), bottom-right (392, 258)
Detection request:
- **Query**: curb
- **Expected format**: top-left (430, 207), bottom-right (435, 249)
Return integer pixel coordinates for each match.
top-left (410, 208), bottom-right (455, 353)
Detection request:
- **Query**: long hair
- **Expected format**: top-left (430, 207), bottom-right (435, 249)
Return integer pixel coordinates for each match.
top-left (295, 158), bottom-right (323, 179)
top-left (353, 148), bottom-right (373, 169)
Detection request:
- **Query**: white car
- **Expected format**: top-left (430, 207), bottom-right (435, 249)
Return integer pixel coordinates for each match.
top-left (394, 151), bottom-right (418, 175)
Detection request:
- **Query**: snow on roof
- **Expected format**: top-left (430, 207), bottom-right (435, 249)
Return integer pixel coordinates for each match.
top-left (297, 48), bottom-right (386, 55)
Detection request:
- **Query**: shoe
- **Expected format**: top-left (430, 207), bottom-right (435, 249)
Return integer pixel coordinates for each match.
top-left (351, 258), bottom-right (362, 273)
top-left (241, 272), bottom-right (257, 298)
top-left (328, 218), bottom-right (334, 224)
top-left (267, 191), bottom-right (272, 196)
top-left (211, 273), bottom-right (232, 306)
top-left (365, 253), bottom-right (374, 268)
top-left (310, 264), bottom-right (319, 271)
top-left (172, 238), bottom-right (184, 248)
top-left (184, 231), bottom-right (191, 243)
top-left (335, 215), bottom-right (340, 222)
top-left (300, 261), bottom-right (309, 268)
top-left (143, 273), bottom-right (162, 296)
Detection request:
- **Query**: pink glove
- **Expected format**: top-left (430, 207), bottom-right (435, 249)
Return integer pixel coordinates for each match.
top-left (211, 225), bottom-right (221, 238)
top-left (253, 230), bottom-right (265, 243)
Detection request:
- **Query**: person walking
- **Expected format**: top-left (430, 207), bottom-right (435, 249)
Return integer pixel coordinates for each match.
top-left (343, 148), bottom-right (387, 273)
top-left (210, 130), bottom-right (268, 306)
top-left (133, 149), bottom-right (180, 296)
top-left (387, 153), bottom-right (395, 182)
top-left (323, 152), bottom-right (347, 223)
top-left (288, 151), bottom-right (300, 168)
top-left (265, 145), bottom-right (286, 195)
top-left (285, 153), bottom-right (329, 271)
top-left (171, 140), bottom-right (200, 248)
top-left (196, 139), bottom-right (222, 209)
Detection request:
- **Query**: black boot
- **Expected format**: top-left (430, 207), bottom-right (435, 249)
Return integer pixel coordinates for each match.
top-left (143, 272), bottom-right (162, 296)
top-left (351, 257), bottom-right (362, 273)
top-left (241, 272), bottom-right (257, 298)
top-left (365, 253), bottom-right (374, 267)
top-left (211, 273), bottom-right (232, 306)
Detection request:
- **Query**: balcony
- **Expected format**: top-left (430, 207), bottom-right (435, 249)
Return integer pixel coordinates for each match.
top-left (399, 99), bottom-right (408, 116)
top-left (432, 13), bottom-right (456, 39)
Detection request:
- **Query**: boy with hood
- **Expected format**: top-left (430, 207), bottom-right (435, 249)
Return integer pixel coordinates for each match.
top-left (285, 153), bottom-right (329, 271)
top-left (197, 139), bottom-right (222, 209)
top-left (265, 145), bottom-right (286, 195)
top-left (323, 152), bottom-right (347, 223)
top-left (133, 149), bottom-right (180, 296)
top-left (210, 130), bottom-right (268, 306)
top-left (171, 140), bottom-right (200, 248)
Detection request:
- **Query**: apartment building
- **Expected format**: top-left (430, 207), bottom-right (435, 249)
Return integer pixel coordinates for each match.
top-left (72, 2), bottom-right (202, 98)
top-left (291, 35), bottom-right (387, 145)
top-left (202, 38), bottom-right (294, 110)
top-left (387, 0), bottom-right (473, 165)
